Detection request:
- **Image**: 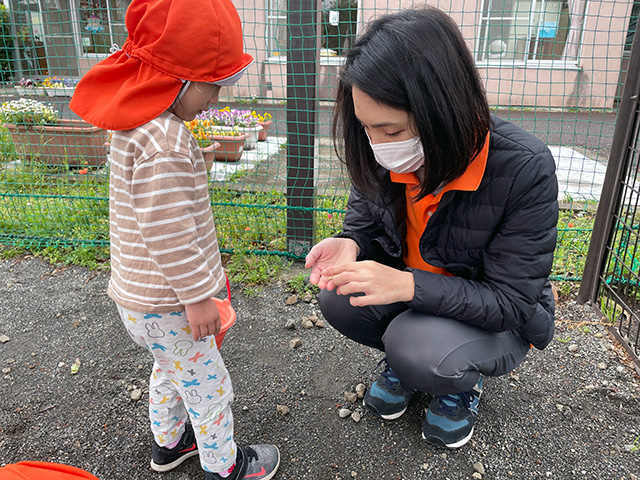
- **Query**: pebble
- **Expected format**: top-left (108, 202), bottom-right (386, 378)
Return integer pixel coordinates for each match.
top-left (350, 411), bottom-right (361, 422)
top-left (276, 404), bottom-right (290, 417)
top-left (284, 319), bottom-right (296, 330)
top-left (289, 338), bottom-right (302, 349)
top-left (2, 367), bottom-right (11, 374)
top-left (301, 319), bottom-right (314, 329)
top-left (344, 391), bottom-right (358, 404)
top-left (338, 408), bottom-right (351, 418)
top-left (355, 384), bottom-right (366, 398)
top-left (616, 366), bottom-right (625, 374)
top-left (302, 291), bottom-right (314, 303)
top-left (472, 473), bottom-right (482, 479)
top-left (285, 294), bottom-right (298, 305)
top-left (350, 472), bottom-right (357, 478)
top-left (0, 335), bottom-right (9, 343)
top-left (130, 389), bottom-right (142, 401)
top-left (568, 344), bottom-right (579, 352)
top-left (314, 319), bottom-right (325, 328)
top-left (473, 462), bottom-right (486, 474)
top-left (597, 362), bottom-right (607, 370)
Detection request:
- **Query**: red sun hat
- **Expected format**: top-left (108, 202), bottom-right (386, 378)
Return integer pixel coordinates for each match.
top-left (69, 0), bottom-right (253, 131)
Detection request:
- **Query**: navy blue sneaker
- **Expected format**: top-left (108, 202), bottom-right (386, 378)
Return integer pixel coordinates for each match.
top-left (422, 377), bottom-right (483, 449)
top-left (363, 358), bottom-right (416, 420)
top-left (150, 423), bottom-right (198, 472)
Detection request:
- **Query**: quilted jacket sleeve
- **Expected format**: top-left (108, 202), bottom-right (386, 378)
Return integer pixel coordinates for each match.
top-left (408, 150), bottom-right (558, 334)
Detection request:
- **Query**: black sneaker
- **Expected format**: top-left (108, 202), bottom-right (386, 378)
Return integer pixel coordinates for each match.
top-left (150, 423), bottom-right (199, 472)
top-left (205, 444), bottom-right (280, 480)
top-left (363, 358), bottom-right (416, 420)
top-left (422, 377), bottom-right (483, 449)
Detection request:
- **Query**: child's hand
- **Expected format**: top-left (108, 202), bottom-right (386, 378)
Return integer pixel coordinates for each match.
top-left (184, 298), bottom-right (221, 341)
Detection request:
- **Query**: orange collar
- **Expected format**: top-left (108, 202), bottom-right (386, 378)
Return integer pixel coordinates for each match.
top-left (390, 132), bottom-right (490, 194)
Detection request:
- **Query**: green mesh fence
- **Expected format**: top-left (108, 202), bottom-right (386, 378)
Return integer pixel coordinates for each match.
top-left (0, 0), bottom-right (637, 280)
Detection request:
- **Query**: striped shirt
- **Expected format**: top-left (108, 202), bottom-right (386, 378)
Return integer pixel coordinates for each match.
top-left (107, 111), bottom-right (225, 313)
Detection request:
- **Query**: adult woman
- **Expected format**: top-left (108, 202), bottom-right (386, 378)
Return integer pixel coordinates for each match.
top-left (305, 7), bottom-right (558, 449)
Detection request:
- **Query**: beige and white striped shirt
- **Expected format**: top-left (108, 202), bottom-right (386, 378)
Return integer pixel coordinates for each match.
top-left (107, 111), bottom-right (224, 313)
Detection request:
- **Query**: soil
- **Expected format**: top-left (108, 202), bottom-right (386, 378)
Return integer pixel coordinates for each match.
top-left (1, 255), bottom-right (639, 480)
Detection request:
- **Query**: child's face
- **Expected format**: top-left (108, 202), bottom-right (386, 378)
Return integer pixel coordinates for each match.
top-left (172, 82), bottom-right (222, 121)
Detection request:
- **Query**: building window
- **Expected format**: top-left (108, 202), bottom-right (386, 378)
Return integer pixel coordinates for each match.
top-left (266, 0), bottom-right (286, 58)
top-left (266, 0), bottom-right (358, 59)
top-left (78, 0), bottom-right (130, 55)
top-left (477, 0), bottom-right (585, 63)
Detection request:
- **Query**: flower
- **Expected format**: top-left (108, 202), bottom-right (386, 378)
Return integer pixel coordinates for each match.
top-left (42, 76), bottom-right (78, 89)
top-left (251, 111), bottom-right (272, 123)
top-left (183, 119), bottom-right (245, 148)
top-left (0, 98), bottom-right (59, 125)
top-left (197, 107), bottom-right (258, 128)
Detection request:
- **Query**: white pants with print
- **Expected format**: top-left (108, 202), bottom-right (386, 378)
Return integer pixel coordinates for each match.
top-left (116, 304), bottom-right (236, 473)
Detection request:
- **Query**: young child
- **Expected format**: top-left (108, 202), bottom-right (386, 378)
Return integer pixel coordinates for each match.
top-left (69, 1), bottom-right (279, 479)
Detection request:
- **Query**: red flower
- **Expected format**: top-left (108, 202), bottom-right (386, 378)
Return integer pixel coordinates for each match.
top-left (78, 168), bottom-right (88, 175)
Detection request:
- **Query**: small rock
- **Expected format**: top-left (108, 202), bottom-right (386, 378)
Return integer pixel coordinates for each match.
top-left (327, 345), bottom-right (335, 352)
top-left (338, 408), bottom-right (351, 418)
top-left (355, 384), bottom-right (366, 398)
top-left (597, 362), bottom-right (607, 370)
top-left (289, 338), bottom-right (302, 349)
top-left (284, 319), bottom-right (296, 330)
top-left (242, 406), bottom-right (249, 411)
top-left (350, 472), bottom-right (357, 478)
top-left (472, 473), bottom-right (482, 479)
top-left (568, 344), bottom-right (579, 352)
top-left (344, 391), bottom-right (358, 404)
top-left (0, 335), bottom-right (10, 343)
top-left (616, 366), bottom-right (625, 374)
top-left (130, 388), bottom-right (142, 401)
top-left (473, 462), bottom-right (486, 475)
top-left (351, 411), bottom-right (361, 422)
top-left (314, 319), bottom-right (325, 328)
top-left (302, 291), bottom-right (314, 303)
top-left (285, 294), bottom-right (298, 305)
top-left (301, 319), bottom-right (314, 329)
top-left (1, 367), bottom-right (11, 374)
top-left (276, 404), bottom-right (290, 417)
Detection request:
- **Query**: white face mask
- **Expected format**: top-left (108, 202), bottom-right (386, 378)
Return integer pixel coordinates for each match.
top-left (366, 133), bottom-right (424, 174)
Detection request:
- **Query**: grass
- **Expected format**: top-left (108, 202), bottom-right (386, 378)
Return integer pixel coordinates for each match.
top-left (0, 144), bottom-right (604, 294)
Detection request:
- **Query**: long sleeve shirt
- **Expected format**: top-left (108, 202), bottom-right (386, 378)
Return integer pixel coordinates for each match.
top-left (107, 111), bottom-right (225, 313)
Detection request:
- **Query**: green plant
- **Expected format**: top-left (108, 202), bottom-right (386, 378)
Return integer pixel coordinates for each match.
top-left (286, 272), bottom-right (319, 296)
top-left (0, 98), bottom-right (59, 125)
top-left (630, 435), bottom-right (640, 453)
top-left (557, 336), bottom-right (571, 343)
top-left (224, 252), bottom-right (290, 286)
top-left (0, 6), bottom-right (14, 83)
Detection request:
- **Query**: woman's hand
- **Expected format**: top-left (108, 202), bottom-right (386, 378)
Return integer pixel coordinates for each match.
top-left (184, 297), bottom-right (221, 341)
top-left (320, 260), bottom-right (415, 306)
top-left (305, 237), bottom-right (360, 290)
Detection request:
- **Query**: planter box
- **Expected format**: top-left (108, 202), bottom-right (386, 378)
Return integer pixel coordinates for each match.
top-left (235, 125), bottom-right (263, 150)
top-left (208, 133), bottom-right (249, 162)
top-left (3, 119), bottom-right (109, 166)
top-left (45, 87), bottom-right (76, 97)
top-left (257, 120), bottom-right (273, 141)
top-left (14, 86), bottom-right (46, 97)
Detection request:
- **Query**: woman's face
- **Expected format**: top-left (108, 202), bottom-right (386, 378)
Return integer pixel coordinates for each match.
top-left (352, 86), bottom-right (417, 145)
top-left (172, 82), bottom-right (222, 121)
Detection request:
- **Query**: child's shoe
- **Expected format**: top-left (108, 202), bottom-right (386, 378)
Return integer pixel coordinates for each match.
top-left (205, 444), bottom-right (280, 480)
top-left (150, 423), bottom-right (199, 472)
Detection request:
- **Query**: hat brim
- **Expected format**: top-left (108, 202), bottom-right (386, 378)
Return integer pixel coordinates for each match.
top-left (213, 54), bottom-right (253, 86)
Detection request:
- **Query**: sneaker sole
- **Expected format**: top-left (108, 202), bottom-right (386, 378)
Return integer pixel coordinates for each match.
top-left (150, 449), bottom-right (199, 472)
top-left (363, 398), bottom-right (408, 420)
top-left (422, 427), bottom-right (474, 449)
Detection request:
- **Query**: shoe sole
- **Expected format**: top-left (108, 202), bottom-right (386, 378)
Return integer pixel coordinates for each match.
top-left (150, 449), bottom-right (199, 472)
top-left (363, 398), bottom-right (408, 420)
top-left (422, 427), bottom-right (474, 449)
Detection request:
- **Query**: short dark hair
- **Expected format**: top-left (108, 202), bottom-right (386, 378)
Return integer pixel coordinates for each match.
top-left (333, 7), bottom-right (491, 198)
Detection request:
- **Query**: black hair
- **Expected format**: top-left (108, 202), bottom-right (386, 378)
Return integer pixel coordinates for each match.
top-left (333, 7), bottom-right (491, 199)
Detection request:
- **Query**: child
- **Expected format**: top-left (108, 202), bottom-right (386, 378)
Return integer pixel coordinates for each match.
top-left (69, 1), bottom-right (279, 479)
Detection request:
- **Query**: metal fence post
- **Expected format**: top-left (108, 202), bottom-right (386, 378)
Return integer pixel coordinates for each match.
top-left (286, 0), bottom-right (319, 258)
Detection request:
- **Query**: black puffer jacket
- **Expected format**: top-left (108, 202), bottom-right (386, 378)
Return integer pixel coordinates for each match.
top-left (336, 116), bottom-right (559, 349)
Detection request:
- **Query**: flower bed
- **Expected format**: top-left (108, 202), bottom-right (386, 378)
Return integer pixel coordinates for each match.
top-left (0, 98), bottom-right (107, 166)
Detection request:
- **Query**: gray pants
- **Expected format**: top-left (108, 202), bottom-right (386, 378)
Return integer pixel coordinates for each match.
top-left (318, 289), bottom-right (531, 396)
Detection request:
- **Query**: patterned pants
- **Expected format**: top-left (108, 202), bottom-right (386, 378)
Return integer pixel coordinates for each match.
top-left (116, 304), bottom-right (236, 473)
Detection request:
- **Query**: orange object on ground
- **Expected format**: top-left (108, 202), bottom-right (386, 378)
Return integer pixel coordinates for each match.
top-left (213, 275), bottom-right (236, 349)
top-left (0, 461), bottom-right (99, 480)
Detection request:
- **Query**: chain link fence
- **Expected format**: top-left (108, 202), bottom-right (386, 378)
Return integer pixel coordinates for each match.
top-left (0, 0), bottom-right (637, 278)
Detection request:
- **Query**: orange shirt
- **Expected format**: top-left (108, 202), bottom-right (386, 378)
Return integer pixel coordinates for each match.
top-left (390, 133), bottom-right (490, 274)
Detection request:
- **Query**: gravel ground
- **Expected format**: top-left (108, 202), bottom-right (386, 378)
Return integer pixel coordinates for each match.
top-left (1, 255), bottom-right (639, 480)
